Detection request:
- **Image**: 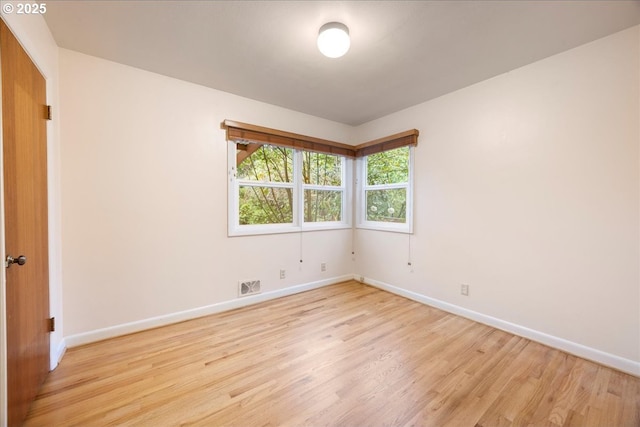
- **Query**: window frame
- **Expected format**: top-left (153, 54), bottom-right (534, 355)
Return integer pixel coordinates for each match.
top-left (228, 141), bottom-right (352, 236)
top-left (356, 146), bottom-right (414, 234)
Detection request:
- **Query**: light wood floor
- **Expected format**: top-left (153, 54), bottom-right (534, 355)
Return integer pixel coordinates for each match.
top-left (25, 280), bottom-right (639, 426)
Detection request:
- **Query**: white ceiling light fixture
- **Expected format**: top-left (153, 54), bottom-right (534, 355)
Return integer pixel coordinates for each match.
top-left (317, 22), bottom-right (350, 58)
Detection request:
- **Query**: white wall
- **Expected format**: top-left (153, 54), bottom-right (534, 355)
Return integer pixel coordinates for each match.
top-left (52, 23), bottom-right (640, 376)
top-left (1, 14), bottom-right (635, 427)
top-left (59, 49), bottom-right (354, 338)
top-left (354, 26), bottom-right (640, 369)
top-left (0, 13), bottom-right (63, 426)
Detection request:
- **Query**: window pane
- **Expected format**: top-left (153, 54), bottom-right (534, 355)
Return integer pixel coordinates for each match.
top-left (366, 146), bottom-right (409, 185)
top-left (304, 190), bottom-right (342, 222)
top-left (239, 186), bottom-right (293, 225)
top-left (237, 144), bottom-right (293, 183)
top-left (303, 152), bottom-right (341, 186)
top-left (366, 188), bottom-right (406, 223)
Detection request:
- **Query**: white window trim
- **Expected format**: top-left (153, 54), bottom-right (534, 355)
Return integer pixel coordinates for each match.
top-left (228, 141), bottom-right (352, 236)
top-left (356, 146), bottom-right (414, 234)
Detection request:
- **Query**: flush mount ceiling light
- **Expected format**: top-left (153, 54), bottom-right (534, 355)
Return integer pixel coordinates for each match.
top-left (317, 22), bottom-right (350, 58)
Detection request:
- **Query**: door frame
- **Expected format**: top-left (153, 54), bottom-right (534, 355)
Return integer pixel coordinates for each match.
top-left (0, 15), bottom-right (62, 426)
top-left (0, 17), bottom-right (7, 426)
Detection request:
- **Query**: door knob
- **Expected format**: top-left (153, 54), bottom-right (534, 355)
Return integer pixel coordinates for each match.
top-left (5, 255), bottom-right (26, 268)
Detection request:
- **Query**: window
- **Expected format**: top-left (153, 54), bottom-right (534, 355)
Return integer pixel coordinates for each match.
top-left (237, 145), bottom-right (294, 226)
top-left (357, 146), bottom-right (414, 233)
top-left (229, 142), bottom-right (351, 235)
top-left (303, 151), bottom-right (343, 223)
top-left (224, 120), bottom-right (418, 236)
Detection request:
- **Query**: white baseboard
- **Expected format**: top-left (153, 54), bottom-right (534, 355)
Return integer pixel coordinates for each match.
top-left (51, 338), bottom-right (67, 370)
top-left (360, 275), bottom-right (640, 377)
top-left (62, 274), bottom-right (640, 377)
top-left (65, 275), bottom-right (353, 349)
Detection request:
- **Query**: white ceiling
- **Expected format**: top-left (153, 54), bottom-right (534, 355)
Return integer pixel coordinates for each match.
top-left (43, 1), bottom-right (640, 126)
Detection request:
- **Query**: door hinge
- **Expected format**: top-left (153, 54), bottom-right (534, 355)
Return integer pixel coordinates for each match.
top-left (46, 105), bottom-right (52, 121)
top-left (48, 317), bottom-right (55, 332)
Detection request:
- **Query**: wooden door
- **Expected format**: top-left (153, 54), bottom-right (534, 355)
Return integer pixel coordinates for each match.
top-left (1, 19), bottom-right (50, 427)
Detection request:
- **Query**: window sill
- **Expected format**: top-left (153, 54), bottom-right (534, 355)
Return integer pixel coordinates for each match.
top-left (228, 223), bottom-right (352, 237)
top-left (356, 222), bottom-right (413, 234)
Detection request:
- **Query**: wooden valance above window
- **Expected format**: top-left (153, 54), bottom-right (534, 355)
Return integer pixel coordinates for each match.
top-left (222, 119), bottom-right (419, 158)
top-left (223, 120), bottom-right (357, 157)
top-left (355, 129), bottom-right (419, 157)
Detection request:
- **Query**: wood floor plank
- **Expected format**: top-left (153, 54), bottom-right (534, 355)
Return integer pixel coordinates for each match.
top-left (24, 281), bottom-right (640, 426)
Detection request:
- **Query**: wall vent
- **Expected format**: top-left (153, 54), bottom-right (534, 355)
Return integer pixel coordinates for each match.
top-left (239, 279), bottom-right (261, 297)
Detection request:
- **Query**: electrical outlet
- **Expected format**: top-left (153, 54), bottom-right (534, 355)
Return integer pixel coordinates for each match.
top-left (280, 269), bottom-right (286, 279)
top-left (321, 262), bottom-right (327, 272)
top-left (461, 284), bottom-right (469, 296)
top-left (359, 276), bottom-right (365, 283)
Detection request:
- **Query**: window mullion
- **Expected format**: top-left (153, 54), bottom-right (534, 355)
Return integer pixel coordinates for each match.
top-left (342, 156), bottom-right (348, 223)
top-left (238, 180), bottom-right (295, 189)
top-left (303, 184), bottom-right (343, 191)
top-left (363, 182), bottom-right (408, 191)
top-left (294, 149), bottom-right (303, 227)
